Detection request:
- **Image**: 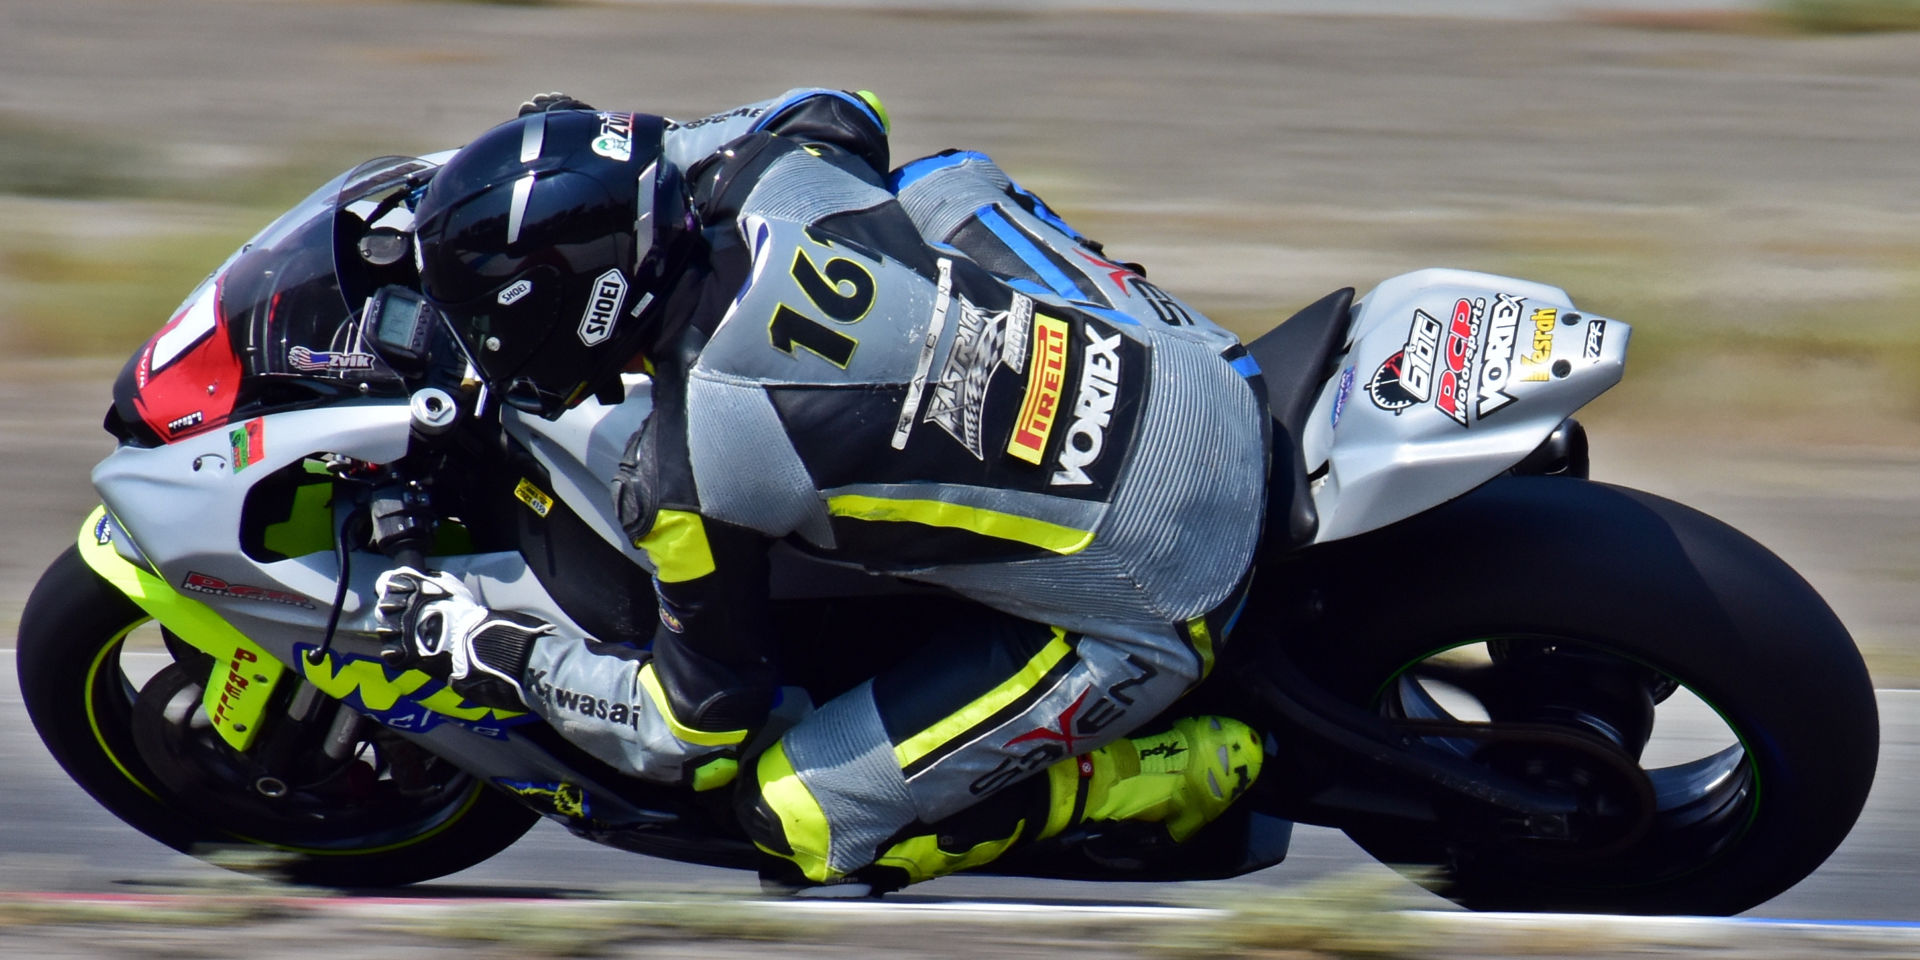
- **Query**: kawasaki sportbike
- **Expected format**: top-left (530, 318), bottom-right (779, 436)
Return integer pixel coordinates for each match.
top-left (17, 156), bottom-right (1877, 915)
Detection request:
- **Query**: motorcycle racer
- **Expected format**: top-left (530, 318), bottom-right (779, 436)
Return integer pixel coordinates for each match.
top-left (380, 89), bottom-right (1270, 894)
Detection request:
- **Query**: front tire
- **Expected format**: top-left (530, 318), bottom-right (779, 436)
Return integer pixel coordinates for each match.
top-left (17, 544), bottom-right (539, 887)
top-left (1282, 477), bottom-right (1877, 915)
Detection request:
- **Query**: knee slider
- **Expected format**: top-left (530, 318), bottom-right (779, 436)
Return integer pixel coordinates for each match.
top-left (737, 741), bottom-right (837, 884)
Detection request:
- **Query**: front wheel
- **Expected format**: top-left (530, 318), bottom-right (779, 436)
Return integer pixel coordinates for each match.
top-left (16, 543), bottom-right (539, 887)
top-left (1281, 477), bottom-right (1878, 915)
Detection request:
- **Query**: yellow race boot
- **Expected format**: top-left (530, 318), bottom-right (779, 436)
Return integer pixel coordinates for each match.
top-left (1042, 715), bottom-right (1264, 843)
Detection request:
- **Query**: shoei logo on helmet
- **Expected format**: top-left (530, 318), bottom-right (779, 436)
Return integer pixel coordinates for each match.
top-left (578, 269), bottom-right (628, 347)
top-left (497, 279), bottom-right (533, 306)
top-left (592, 112), bottom-right (634, 163)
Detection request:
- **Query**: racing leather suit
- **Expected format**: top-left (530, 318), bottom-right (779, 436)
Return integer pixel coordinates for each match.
top-left (507, 89), bottom-right (1270, 887)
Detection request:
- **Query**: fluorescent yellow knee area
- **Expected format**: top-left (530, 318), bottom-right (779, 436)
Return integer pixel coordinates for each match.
top-left (1079, 715), bottom-right (1263, 843)
top-left (691, 756), bottom-right (737, 792)
top-left (753, 742), bottom-right (835, 883)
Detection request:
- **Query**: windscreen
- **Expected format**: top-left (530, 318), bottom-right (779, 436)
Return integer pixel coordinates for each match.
top-left (112, 156), bottom-right (446, 444)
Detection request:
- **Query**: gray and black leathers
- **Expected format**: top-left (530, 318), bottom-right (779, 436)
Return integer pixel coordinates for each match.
top-left (519, 93), bottom-right (1266, 860)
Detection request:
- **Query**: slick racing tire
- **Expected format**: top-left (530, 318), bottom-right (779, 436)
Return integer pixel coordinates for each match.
top-left (16, 544), bottom-right (539, 887)
top-left (1282, 476), bottom-right (1878, 916)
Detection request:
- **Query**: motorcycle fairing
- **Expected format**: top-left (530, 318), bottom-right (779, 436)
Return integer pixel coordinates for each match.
top-left (128, 278), bottom-right (245, 443)
top-left (1299, 268), bottom-right (1630, 543)
top-left (75, 506), bottom-right (284, 751)
top-left (295, 644), bottom-right (532, 738)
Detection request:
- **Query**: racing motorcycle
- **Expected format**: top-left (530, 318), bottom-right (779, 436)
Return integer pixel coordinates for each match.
top-left (16, 155), bottom-right (1878, 916)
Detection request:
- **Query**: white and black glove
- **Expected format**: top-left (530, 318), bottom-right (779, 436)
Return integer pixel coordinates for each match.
top-left (518, 92), bottom-right (595, 116)
top-left (373, 567), bottom-right (551, 710)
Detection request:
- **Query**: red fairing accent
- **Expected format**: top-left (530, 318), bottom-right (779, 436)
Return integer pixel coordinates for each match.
top-left (133, 277), bottom-right (243, 443)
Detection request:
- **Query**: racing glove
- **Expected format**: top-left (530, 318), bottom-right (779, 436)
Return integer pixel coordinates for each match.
top-left (518, 92), bottom-right (595, 116)
top-left (373, 567), bottom-right (551, 711)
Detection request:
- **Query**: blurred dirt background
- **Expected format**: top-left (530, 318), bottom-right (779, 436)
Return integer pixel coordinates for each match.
top-left (2, 0), bottom-right (1918, 684)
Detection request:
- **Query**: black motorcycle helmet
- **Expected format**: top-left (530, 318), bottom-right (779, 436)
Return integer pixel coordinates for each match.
top-left (412, 109), bottom-right (685, 417)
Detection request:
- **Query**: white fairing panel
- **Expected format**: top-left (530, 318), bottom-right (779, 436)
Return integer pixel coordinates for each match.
top-left (89, 397), bottom-right (611, 646)
top-left (91, 402), bottom-right (415, 633)
top-left (1300, 269), bottom-right (1629, 543)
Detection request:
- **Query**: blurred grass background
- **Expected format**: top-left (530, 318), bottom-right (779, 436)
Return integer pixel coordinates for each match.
top-left (4, 0), bottom-right (1919, 444)
top-left (1771, 0), bottom-right (1920, 31)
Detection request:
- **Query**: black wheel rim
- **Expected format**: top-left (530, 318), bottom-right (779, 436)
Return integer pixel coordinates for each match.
top-left (1371, 636), bottom-right (1760, 888)
top-left (84, 619), bottom-right (484, 857)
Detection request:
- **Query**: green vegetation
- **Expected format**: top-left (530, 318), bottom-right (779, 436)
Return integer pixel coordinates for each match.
top-left (0, 219), bottom-right (253, 357)
top-left (1769, 0), bottom-right (1920, 32)
top-left (1160, 871), bottom-right (1429, 959)
top-left (0, 117), bottom-right (151, 201)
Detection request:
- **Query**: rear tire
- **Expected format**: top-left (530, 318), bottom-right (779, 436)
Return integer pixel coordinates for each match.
top-left (1282, 477), bottom-right (1877, 915)
top-left (17, 543), bottom-right (539, 887)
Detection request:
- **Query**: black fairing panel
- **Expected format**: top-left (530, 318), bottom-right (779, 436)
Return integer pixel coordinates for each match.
top-left (1245, 287), bottom-right (1354, 553)
top-left (474, 445), bottom-right (658, 645)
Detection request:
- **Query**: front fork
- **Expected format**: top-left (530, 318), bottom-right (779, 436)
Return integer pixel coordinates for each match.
top-left (77, 506), bottom-right (286, 751)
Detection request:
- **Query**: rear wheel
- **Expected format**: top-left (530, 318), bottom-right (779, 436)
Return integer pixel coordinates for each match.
top-left (17, 544), bottom-right (539, 887)
top-left (1282, 477), bottom-right (1877, 915)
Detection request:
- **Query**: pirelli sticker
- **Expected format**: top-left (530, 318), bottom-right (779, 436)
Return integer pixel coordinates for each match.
top-left (1006, 314), bottom-right (1070, 464)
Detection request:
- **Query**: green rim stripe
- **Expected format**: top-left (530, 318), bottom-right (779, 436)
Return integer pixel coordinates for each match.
top-left (75, 506), bottom-right (285, 751)
top-left (82, 621), bottom-right (161, 801)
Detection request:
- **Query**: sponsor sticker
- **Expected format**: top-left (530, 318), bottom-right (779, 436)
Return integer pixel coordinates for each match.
top-left (1007, 314), bottom-right (1070, 464)
top-left (1476, 293), bottom-right (1524, 419)
top-left (1519, 307), bottom-right (1558, 382)
top-left (925, 296), bottom-right (1018, 459)
top-left (497, 279), bottom-right (533, 306)
top-left (229, 417), bottom-right (263, 472)
top-left (513, 478), bottom-right (553, 518)
top-left (1432, 298), bottom-right (1481, 428)
top-left (525, 667), bottom-right (650, 732)
top-left (658, 601), bottom-right (686, 634)
top-left (1330, 365), bottom-right (1356, 430)
top-left (166, 411), bottom-right (204, 434)
top-left (577, 269), bottom-right (628, 347)
top-left (93, 514), bottom-right (114, 546)
top-left (1000, 294), bottom-right (1034, 374)
top-left (1051, 325), bottom-right (1124, 486)
top-left (209, 645), bottom-right (260, 726)
top-left (183, 571), bottom-right (315, 609)
top-left (288, 346), bottom-right (377, 374)
top-left (1583, 318), bottom-right (1606, 361)
top-left (663, 104), bottom-right (766, 131)
top-left (590, 112), bottom-right (635, 163)
top-left (1371, 296), bottom-right (1539, 427)
top-left (1369, 308), bottom-right (1443, 414)
top-left (1366, 349), bottom-right (1419, 412)
top-left (495, 780), bottom-right (592, 820)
